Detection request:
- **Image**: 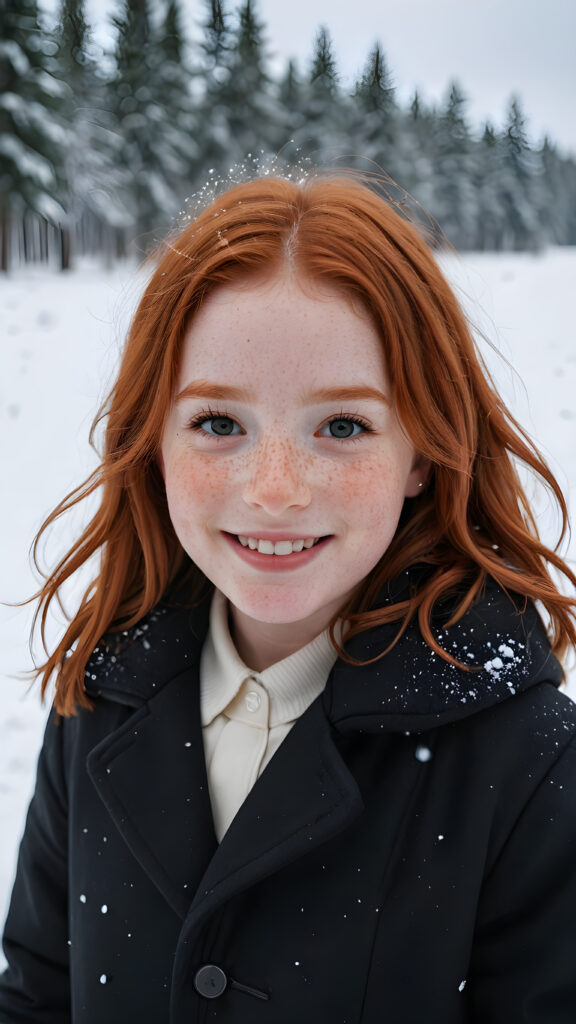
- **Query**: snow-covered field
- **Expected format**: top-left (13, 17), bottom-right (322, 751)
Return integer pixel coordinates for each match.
top-left (1, 248), bottom-right (575, 953)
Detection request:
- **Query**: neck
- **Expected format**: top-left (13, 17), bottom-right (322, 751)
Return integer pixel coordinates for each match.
top-left (228, 605), bottom-right (334, 671)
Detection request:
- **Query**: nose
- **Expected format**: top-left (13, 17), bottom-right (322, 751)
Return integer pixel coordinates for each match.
top-left (242, 437), bottom-right (312, 514)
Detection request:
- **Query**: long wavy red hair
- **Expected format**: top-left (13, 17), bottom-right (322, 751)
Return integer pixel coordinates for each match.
top-left (30, 173), bottom-right (576, 715)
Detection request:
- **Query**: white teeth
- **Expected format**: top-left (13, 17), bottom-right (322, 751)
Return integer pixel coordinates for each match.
top-left (258, 539), bottom-right (275, 554)
top-left (236, 535), bottom-right (321, 555)
top-left (273, 540), bottom-right (294, 556)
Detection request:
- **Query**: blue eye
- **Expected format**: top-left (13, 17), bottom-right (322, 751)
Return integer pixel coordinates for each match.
top-left (187, 410), bottom-right (243, 436)
top-left (323, 417), bottom-right (365, 439)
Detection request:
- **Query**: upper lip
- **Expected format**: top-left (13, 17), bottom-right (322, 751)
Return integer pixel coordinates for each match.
top-left (224, 530), bottom-right (330, 542)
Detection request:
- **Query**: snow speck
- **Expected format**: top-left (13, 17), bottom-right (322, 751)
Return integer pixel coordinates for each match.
top-left (459, 979), bottom-right (467, 992)
top-left (414, 745), bottom-right (432, 762)
top-left (100, 904), bottom-right (108, 914)
top-left (438, 834), bottom-right (445, 841)
top-left (485, 656), bottom-right (504, 671)
top-left (79, 894), bottom-right (87, 904)
top-left (294, 961), bottom-right (300, 966)
top-left (99, 974), bottom-right (107, 985)
top-left (184, 742), bottom-right (192, 748)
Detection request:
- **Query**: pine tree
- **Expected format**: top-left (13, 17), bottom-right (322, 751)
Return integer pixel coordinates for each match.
top-left (226, 0), bottom-right (275, 161)
top-left (269, 58), bottom-right (308, 153)
top-left (154, 0), bottom-right (199, 201)
top-left (431, 81), bottom-right (477, 247)
top-left (108, 0), bottom-right (190, 244)
top-left (351, 42), bottom-right (397, 176)
top-left (195, 0), bottom-right (275, 178)
top-left (538, 138), bottom-right (576, 245)
top-left (193, 0), bottom-right (233, 176)
top-left (472, 121), bottom-right (506, 249)
top-left (57, 0), bottom-right (90, 91)
top-left (0, 0), bottom-right (67, 269)
top-left (355, 42), bottom-right (394, 117)
top-left (293, 25), bottom-right (349, 162)
top-left (54, 0), bottom-right (125, 267)
top-left (410, 89), bottom-right (422, 122)
top-left (200, 0), bottom-right (230, 76)
top-left (309, 25), bottom-right (337, 92)
top-left (497, 96), bottom-right (542, 250)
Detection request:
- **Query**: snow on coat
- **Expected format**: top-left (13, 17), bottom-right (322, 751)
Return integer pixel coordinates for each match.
top-left (1, 572), bottom-right (575, 1022)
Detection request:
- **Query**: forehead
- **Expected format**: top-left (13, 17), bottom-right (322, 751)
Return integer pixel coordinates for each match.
top-left (179, 273), bottom-right (387, 386)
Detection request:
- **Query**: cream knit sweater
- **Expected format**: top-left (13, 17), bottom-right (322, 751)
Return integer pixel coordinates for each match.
top-left (200, 588), bottom-right (342, 841)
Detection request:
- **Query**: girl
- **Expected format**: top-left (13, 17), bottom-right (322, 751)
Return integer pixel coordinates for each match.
top-left (1, 173), bottom-right (575, 1023)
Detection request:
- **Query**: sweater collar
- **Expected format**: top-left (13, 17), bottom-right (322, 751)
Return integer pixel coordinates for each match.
top-left (200, 588), bottom-right (341, 727)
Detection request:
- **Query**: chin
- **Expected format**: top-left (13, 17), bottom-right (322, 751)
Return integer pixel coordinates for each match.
top-left (227, 584), bottom-right (341, 629)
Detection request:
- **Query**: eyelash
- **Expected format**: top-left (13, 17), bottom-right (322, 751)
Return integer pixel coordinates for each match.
top-left (185, 407), bottom-right (374, 444)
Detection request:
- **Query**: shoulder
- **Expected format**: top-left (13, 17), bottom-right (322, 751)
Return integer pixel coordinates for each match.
top-left (463, 677), bottom-right (576, 766)
top-left (82, 592), bottom-right (212, 708)
top-left (48, 594), bottom-right (212, 769)
top-left (441, 682), bottom-right (576, 859)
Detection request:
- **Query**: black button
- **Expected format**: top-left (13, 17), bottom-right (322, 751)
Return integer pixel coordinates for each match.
top-left (194, 964), bottom-right (228, 999)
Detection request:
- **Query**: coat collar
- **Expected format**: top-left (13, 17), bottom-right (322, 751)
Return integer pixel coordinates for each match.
top-left (85, 571), bottom-right (561, 733)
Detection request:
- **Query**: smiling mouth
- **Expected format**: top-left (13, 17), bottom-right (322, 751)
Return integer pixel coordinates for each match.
top-left (226, 533), bottom-right (331, 556)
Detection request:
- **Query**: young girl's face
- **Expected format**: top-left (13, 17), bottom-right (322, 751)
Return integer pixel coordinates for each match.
top-left (160, 272), bottom-right (426, 656)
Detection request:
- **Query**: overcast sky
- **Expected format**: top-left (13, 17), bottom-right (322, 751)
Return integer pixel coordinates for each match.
top-left (43, 0), bottom-right (576, 155)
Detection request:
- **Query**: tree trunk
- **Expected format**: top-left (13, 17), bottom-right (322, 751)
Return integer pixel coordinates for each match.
top-left (60, 226), bottom-right (71, 271)
top-left (0, 208), bottom-right (9, 272)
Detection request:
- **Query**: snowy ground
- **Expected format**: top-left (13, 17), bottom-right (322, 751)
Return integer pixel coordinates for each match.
top-left (1, 248), bottom-right (575, 953)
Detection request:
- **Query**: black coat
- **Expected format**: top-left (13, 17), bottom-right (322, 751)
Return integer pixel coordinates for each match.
top-left (1, 578), bottom-right (576, 1023)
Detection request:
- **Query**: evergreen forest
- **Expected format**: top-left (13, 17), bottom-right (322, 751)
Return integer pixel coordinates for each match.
top-left (2, 0), bottom-right (576, 271)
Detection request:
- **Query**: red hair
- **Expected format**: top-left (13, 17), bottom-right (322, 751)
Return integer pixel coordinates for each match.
top-left (29, 173), bottom-right (576, 715)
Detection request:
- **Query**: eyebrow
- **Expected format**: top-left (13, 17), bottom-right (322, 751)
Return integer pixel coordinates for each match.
top-left (175, 380), bottom-right (390, 406)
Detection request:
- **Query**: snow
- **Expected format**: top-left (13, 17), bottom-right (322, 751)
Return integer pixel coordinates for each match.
top-left (0, 41), bottom-right (30, 76)
top-left (1, 248), bottom-right (575, 962)
top-left (415, 745), bottom-right (434, 763)
top-left (0, 134), bottom-right (55, 187)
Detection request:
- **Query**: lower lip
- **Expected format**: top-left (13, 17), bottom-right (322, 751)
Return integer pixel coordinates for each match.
top-left (222, 532), bottom-right (333, 572)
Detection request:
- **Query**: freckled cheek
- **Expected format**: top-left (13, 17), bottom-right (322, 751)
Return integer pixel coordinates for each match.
top-left (164, 453), bottom-right (235, 515)
top-left (327, 458), bottom-right (401, 505)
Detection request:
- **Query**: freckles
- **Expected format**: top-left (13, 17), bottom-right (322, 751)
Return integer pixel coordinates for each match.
top-left (259, 437), bottom-right (310, 481)
top-left (170, 452), bottom-right (232, 503)
top-left (329, 459), bottom-right (382, 500)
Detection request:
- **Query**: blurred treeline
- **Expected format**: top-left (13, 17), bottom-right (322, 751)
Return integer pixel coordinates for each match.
top-left (2, 0), bottom-right (576, 271)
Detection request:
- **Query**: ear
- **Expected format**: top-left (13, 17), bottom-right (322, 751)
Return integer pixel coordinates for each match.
top-left (404, 453), bottom-right (432, 498)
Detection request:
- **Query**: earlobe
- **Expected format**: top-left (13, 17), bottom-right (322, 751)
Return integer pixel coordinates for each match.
top-left (405, 454), bottom-right (432, 498)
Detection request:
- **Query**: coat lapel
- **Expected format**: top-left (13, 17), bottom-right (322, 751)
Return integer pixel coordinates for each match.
top-left (88, 676), bottom-right (364, 930)
top-left (177, 695), bottom-right (364, 937)
top-left (84, 585), bottom-right (367, 936)
top-left (86, 664), bottom-right (217, 920)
